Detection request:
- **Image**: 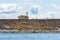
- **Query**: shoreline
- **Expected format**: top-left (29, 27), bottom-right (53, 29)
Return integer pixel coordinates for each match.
top-left (0, 29), bottom-right (60, 33)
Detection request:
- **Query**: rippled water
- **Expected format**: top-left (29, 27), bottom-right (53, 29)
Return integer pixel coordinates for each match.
top-left (0, 33), bottom-right (60, 40)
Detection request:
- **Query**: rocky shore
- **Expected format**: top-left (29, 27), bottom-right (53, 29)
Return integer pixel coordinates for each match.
top-left (0, 29), bottom-right (60, 33)
top-left (0, 19), bottom-right (60, 33)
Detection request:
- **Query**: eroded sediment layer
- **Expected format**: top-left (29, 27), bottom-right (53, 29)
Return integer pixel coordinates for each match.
top-left (0, 19), bottom-right (60, 33)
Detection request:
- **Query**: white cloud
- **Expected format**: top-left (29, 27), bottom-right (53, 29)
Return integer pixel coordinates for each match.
top-left (0, 3), bottom-right (24, 19)
top-left (0, 14), bottom-right (10, 19)
top-left (31, 5), bottom-right (42, 10)
top-left (40, 11), bottom-right (60, 19)
top-left (51, 3), bottom-right (60, 10)
top-left (0, 3), bottom-right (43, 19)
top-left (0, 13), bottom-right (19, 19)
top-left (42, 3), bottom-right (60, 19)
top-left (0, 3), bottom-right (23, 13)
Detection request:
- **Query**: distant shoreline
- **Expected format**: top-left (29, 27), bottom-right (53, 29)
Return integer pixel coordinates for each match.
top-left (0, 19), bottom-right (60, 33)
top-left (0, 29), bottom-right (60, 33)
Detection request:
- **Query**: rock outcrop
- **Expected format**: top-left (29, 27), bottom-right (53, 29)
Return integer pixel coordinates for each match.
top-left (0, 19), bottom-right (60, 33)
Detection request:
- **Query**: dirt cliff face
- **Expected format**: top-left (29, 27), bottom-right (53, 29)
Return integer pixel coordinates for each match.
top-left (0, 19), bottom-right (60, 31)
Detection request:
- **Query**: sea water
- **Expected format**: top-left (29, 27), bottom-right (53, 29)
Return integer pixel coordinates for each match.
top-left (0, 33), bottom-right (60, 40)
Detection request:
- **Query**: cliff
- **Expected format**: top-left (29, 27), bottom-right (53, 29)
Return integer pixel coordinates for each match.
top-left (0, 19), bottom-right (60, 33)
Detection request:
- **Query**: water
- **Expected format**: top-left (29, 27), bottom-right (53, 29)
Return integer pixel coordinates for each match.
top-left (0, 33), bottom-right (60, 40)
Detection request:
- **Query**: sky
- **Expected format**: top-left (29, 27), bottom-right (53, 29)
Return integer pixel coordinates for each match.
top-left (0, 0), bottom-right (60, 19)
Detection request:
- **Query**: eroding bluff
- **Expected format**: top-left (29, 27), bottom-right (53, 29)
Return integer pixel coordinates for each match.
top-left (0, 19), bottom-right (60, 33)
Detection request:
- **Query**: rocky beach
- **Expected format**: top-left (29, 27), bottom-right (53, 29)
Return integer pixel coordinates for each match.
top-left (0, 19), bottom-right (60, 33)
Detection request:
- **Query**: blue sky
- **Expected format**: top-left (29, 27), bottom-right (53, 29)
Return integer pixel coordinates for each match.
top-left (0, 0), bottom-right (60, 19)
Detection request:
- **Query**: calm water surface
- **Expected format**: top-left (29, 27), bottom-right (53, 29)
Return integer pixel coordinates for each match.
top-left (0, 33), bottom-right (60, 40)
